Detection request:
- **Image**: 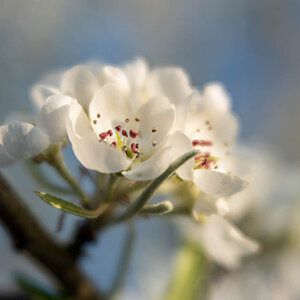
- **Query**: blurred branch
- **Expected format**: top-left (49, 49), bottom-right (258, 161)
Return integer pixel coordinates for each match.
top-left (69, 151), bottom-right (199, 257)
top-left (0, 172), bottom-right (104, 300)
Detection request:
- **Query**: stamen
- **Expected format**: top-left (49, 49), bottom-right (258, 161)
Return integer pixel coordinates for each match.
top-left (192, 140), bottom-right (213, 147)
top-left (192, 140), bottom-right (200, 146)
top-left (107, 130), bottom-right (113, 137)
top-left (131, 143), bottom-right (138, 153)
top-left (111, 141), bottom-right (117, 148)
top-left (196, 128), bottom-right (201, 132)
top-left (97, 113), bottom-right (101, 118)
top-left (195, 154), bottom-right (203, 161)
top-left (136, 143), bottom-right (139, 148)
top-left (123, 146), bottom-right (128, 153)
top-left (115, 125), bottom-right (122, 132)
top-left (152, 127), bottom-right (157, 133)
top-left (99, 132), bottom-right (108, 140)
top-left (203, 152), bottom-right (210, 157)
top-left (129, 130), bottom-right (138, 138)
top-left (122, 129), bottom-right (128, 137)
top-left (200, 158), bottom-right (207, 166)
top-left (135, 117), bottom-right (140, 122)
top-left (152, 141), bottom-right (157, 146)
top-left (93, 120), bottom-right (97, 124)
top-left (197, 159), bottom-right (212, 170)
top-left (125, 118), bottom-right (130, 123)
top-left (205, 120), bottom-right (210, 125)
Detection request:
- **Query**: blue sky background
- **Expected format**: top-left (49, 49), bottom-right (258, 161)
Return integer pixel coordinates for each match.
top-left (0, 0), bottom-right (300, 298)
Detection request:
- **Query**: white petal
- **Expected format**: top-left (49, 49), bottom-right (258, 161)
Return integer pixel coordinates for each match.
top-left (188, 83), bottom-right (231, 114)
top-left (194, 193), bottom-right (229, 216)
top-left (123, 57), bottom-right (149, 106)
top-left (0, 125), bottom-right (16, 166)
top-left (193, 169), bottom-right (247, 197)
top-left (148, 67), bottom-right (193, 105)
top-left (2, 122), bottom-right (50, 161)
top-left (67, 100), bottom-right (130, 174)
top-left (201, 215), bottom-right (259, 268)
top-left (89, 83), bottom-right (133, 133)
top-left (61, 65), bottom-right (99, 109)
top-left (186, 108), bottom-right (238, 156)
top-left (216, 155), bottom-right (252, 177)
top-left (202, 82), bottom-right (231, 112)
top-left (37, 94), bottom-right (73, 142)
top-left (123, 147), bottom-right (172, 181)
top-left (123, 57), bottom-right (148, 91)
top-left (99, 66), bottom-right (130, 95)
top-left (167, 131), bottom-right (194, 181)
top-left (136, 96), bottom-right (175, 153)
top-left (83, 60), bottom-right (104, 77)
top-left (29, 84), bottom-right (61, 111)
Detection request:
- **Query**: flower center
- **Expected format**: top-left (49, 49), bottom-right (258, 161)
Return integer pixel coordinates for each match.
top-left (92, 115), bottom-right (158, 161)
top-left (191, 139), bottom-right (218, 170)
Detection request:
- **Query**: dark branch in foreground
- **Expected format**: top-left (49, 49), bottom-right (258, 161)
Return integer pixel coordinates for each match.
top-left (0, 172), bottom-right (104, 300)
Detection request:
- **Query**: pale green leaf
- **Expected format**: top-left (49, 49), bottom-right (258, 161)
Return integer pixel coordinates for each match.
top-left (35, 191), bottom-right (106, 218)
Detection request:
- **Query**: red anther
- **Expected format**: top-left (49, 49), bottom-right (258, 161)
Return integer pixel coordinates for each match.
top-left (107, 129), bottom-right (113, 136)
top-left (131, 143), bottom-right (137, 153)
top-left (192, 139), bottom-right (212, 147)
top-left (200, 158), bottom-right (207, 166)
top-left (198, 158), bottom-right (212, 170)
top-left (99, 132), bottom-right (108, 140)
top-left (204, 152), bottom-right (210, 158)
top-left (122, 129), bottom-right (128, 137)
top-left (111, 141), bottom-right (117, 148)
top-left (115, 125), bottom-right (122, 132)
top-left (129, 129), bottom-right (138, 138)
top-left (205, 160), bottom-right (213, 169)
top-left (195, 154), bottom-right (203, 161)
top-left (199, 140), bottom-right (212, 146)
top-left (192, 139), bottom-right (201, 146)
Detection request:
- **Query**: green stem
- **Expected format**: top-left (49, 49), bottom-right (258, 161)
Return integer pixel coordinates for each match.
top-left (164, 241), bottom-right (209, 300)
top-left (139, 201), bottom-right (174, 215)
top-left (105, 174), bottom-right (118, 203)
top-left (25, 160), bottom-right (73, 195)
top-left (164, 205), bottom-right (192, 217)
top-left (124, 181), bottom-right (149, 195)
top-left (47, 151), bottom-right (90, 208)
top-left (110, 150), bottom-right (198, 225)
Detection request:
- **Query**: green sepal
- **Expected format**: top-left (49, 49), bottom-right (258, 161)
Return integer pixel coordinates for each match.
top-left (35, 191), bottom-right (106, 218)
top-left (140, 201), bottom-right (174, 215)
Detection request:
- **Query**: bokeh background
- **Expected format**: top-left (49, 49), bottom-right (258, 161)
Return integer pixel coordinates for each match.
top-left (0, 1), bottom-right (300, 299)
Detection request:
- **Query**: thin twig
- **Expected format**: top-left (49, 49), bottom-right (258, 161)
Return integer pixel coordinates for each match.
top-left (46, 150), bottom-right (90, 208)
top-left (0, 172), bottom-right (103, 300)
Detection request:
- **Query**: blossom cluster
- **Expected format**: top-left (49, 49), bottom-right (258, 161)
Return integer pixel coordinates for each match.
top-left (0, 58), bottom-right (259, 268)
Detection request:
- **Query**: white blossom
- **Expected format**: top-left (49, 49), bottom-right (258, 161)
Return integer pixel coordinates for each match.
top-left (169, 83), bottom-right (248, 198)
top-left (0, 94), bottom-right (73, 166)
top-left (178, 215), bottom-right (259, 269)
top-left (67, 83), bottom-right (175, 180)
